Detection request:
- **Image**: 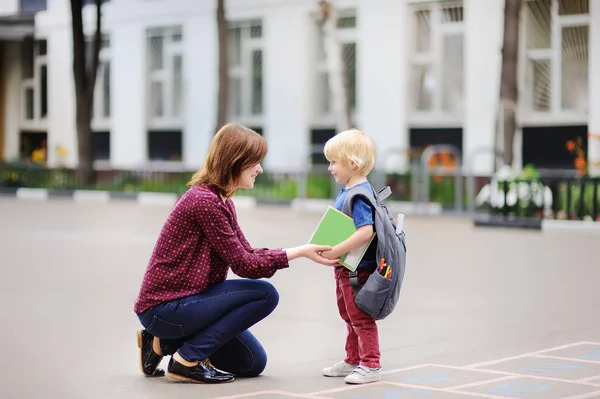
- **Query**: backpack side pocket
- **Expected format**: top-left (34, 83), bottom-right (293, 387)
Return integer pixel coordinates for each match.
top-left (354, 272), bottom-right (393, 320)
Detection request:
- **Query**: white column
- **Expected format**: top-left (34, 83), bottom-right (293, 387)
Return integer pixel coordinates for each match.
top-left (46, 27), bottom-right (77, 167)
top-left (2, 42), bottom-right (22, 160)
top-left (357, 0), bottom-right (408, 173)
top-left (588, 0), bottom-right (600, 176)
top-left (182, 14), bottom-right (216, 169)
top-left (462, 0), bottom-right (504, 176)
top-left (262, 4), bottom-right (311, 172)
top-left (111, 23), bottom-right (146, 168)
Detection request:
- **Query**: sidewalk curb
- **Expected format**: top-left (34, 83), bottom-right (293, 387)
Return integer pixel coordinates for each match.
top-left (474, 214), bottom-right (600, 233)
top-left (541, 219), bottom-right (600, 233)
top-left (0, 187), bottom-right (443, 215)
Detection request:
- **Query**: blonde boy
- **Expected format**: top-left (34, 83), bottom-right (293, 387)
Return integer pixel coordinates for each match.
top-left (320, 129), bottom-right (382, 384)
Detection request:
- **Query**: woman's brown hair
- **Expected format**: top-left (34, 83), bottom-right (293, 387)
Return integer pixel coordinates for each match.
top-left (187, 123), bottom-right (267, 198)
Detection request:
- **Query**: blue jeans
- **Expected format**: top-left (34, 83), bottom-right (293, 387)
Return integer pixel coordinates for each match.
top-left (136, 279), bottom-right (279, 377)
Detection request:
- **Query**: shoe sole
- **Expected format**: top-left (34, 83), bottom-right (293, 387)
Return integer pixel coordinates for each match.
top-left (345, 378), bottom-right (381, 384)
top-left (166, 371), bottom-right (235, 384)
top-left (323, 372), bottom-right (353, 377)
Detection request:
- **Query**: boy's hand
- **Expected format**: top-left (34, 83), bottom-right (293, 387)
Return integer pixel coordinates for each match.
top-left (320, 250), bottom-right (342, 266)
top-left (320, 249), bottom-right (338, 260)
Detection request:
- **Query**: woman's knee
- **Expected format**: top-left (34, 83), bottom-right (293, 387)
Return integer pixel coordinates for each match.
top-left (246, 349), bottom-right (267, 377)
top-left (239, 338), bottom-right (267, 377)
top-left (245, 279), bottom-right (279, 310)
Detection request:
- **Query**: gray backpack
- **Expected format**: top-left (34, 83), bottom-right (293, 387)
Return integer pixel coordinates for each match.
top-left (341, 184), bottom-right (407, 320)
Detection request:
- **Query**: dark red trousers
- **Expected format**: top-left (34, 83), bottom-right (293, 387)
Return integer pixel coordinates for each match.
top-left (334, 267), bottom-right (380, 369)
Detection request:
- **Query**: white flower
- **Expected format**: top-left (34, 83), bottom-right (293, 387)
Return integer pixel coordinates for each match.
top-left (495, 165), bottom-right (516, 181)
top-left (474, 166), bottom-right (553, 210)
top-left (475, 184), bottom-right (491, 206)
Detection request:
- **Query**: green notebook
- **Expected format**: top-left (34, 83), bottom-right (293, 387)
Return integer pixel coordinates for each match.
top-left (308, 206), bottom-right (376, 271)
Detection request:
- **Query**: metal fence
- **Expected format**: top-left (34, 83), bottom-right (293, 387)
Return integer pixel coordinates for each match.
top-left (477, 176), bottom-right (600, 222)
top-left (2, 148), bottom-right (598, 223)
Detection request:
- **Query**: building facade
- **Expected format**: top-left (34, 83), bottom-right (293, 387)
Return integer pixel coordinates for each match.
top-left (0, 0), bottom-right (598, 176)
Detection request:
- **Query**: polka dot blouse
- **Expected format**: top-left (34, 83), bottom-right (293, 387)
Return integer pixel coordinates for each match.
top-left (134, 184), bottom-right (289, 314)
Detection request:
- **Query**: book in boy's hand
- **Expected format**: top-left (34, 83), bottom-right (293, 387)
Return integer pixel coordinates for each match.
top-left (308, 206), bottom-right (376, 271)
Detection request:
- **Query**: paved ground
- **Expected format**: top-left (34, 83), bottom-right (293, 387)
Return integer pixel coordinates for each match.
top-left (0, 197), bottom-right (599, 399)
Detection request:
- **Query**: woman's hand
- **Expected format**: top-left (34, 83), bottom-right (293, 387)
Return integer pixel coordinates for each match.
top-left (285, 244), bottom-right (339, 266)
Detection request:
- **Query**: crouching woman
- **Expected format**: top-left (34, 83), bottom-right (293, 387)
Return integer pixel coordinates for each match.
top-left (134, 123), bottom-right (337, 384)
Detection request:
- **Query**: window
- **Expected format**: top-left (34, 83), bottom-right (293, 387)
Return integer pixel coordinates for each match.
top-left (409, 2), bottom-right (464, 123)
top-left (313, 9), bottom-right (357, 126)
top-left (20, 37), bottom-right (47, 127)
top-left (523, 0), bottom-right (589, 122)
top-left (83, 34), bottom-right (112, 162)
top-left (19, 131), bottom-right (47, 161)
top-left (20, 0), bottom-right (47, 14)
top-left (147, 130), bottom-right (182, 161)
top-left (92, 131), bottom-right (110, 161)
top-left (146, 26), bottom-right (183, 162)
top-left (85, 34), bottom-right (111, 128)
top-left (146, 26), bottom-right (184, 128)
top-left (227, 20), bottom-right (264, 126)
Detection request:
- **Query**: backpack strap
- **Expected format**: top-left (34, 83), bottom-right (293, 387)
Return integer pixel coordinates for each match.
top-left (341, 184), bottom-right (379, 288)
top-left (341, 185), bottom-right (377, 217)
top-left (377, 186), bottom-right (392, 202)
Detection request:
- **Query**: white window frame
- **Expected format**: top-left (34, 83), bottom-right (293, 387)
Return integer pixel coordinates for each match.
top-left (20, 38), bottom-right (48, 132)
top-left (90, 34), bottom-right (111, 132)
top-left (408, 1), bottom-right (465, 128)
top-left (311, 9), bottom-right (357, 129)
top-left (519, 0), bottom-right (590, 126)
top-left (227, 19), bottom-right (264, 127)
top-left (146, 25), bottom-right (184, 130)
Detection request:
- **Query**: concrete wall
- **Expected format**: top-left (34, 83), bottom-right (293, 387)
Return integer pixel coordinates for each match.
top-left (462, 0), bottom-right (504, 175)
top-left (0, 0), bottom-right (19, 17)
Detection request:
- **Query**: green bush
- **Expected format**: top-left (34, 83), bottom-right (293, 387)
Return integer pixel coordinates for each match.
top-left (237, 173), bottom-right (334, 200)
top-left (0, 162), bottom-right (48, 188)
top-left (558, 181), bottom-right (600, 220)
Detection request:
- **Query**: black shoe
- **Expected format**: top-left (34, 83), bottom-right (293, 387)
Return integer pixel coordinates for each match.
top-left (166, 357), bottom-right (234, 384)
top-left (137, 330), bottom-right (165, 377)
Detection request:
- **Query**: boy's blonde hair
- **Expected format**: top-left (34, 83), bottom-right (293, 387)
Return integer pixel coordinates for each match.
top-left (324, 129), bottom-right (376, 176)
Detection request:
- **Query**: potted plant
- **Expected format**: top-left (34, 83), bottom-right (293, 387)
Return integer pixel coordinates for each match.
top-left (475, 164), bottom-right (553, 217)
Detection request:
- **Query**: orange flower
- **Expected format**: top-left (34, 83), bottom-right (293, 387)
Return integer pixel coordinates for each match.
top-left (566, 140), bottom-right (575, 151)
top-left (439, 152), bottom-right (451, 166)
top-left (574, 156), bottom-right (586, 171)
top-left (428, 155), bottom-right (438, 168)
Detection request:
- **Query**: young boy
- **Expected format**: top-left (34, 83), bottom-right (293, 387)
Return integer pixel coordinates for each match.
top-left (320, 129), bottom-right (381, 384)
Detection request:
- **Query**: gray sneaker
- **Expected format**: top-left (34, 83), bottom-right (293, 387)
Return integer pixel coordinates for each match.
top-left (344, 365), bottom-right (382, 384)
top-left (322, 360), bottom-right (358, 377)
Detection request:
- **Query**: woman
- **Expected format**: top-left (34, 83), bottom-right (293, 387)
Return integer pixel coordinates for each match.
top-left (134, 123), bottom-right (337, 384)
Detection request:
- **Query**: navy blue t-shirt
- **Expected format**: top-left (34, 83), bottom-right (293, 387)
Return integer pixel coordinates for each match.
top-left (334, 181), bottom-right (377, 271)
